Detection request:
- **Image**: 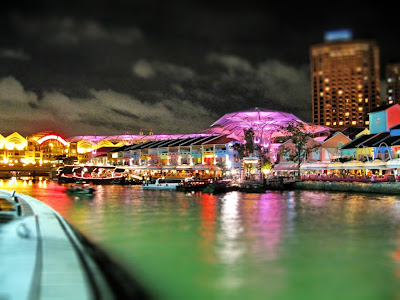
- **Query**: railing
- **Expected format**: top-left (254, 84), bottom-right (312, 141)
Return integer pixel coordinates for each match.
top-left (265, 176), bottom-right (298, 185)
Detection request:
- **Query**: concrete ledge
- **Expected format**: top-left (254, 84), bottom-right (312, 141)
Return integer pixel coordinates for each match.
top-left (293, 181), bottom-right (400, 194)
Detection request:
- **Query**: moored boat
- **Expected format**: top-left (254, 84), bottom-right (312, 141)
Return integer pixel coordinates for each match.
top-left (57, 165), bottom-right (127, 185)
top-left (203, 180), bottom-right (239, 194)
top-left (176, 179), bottom-right (209, 192)
top-left (66, 185), bottom-right (96, 195)
top-left (239, 181), bottom-right (267, 193)
top-left (142, 178), bottom-right (180, 190)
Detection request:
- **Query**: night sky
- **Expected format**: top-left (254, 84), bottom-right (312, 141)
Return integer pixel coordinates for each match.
top-left (0, 1), bottom-right (398, 137)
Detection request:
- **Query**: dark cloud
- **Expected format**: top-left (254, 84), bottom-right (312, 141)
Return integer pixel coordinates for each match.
top-left (0, 1), bottom-right (397, 137)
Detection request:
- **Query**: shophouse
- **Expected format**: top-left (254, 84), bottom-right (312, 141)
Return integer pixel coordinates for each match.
top-left (105, 134), bottom-right (241, 180)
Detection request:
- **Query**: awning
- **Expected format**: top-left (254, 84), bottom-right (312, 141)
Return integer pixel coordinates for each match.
top-left (363, 160), bottom-right (389, 169)
top-left (162, 165), bottom-right (176, 170)
top-left (327, 162), bottom-right (344, 169)
top-left (193, 164), bottom-right (221, 170)
top-left (328, 160), bottom-right (390, 170)
top-left (272, 163), bottom-right (298, 171)
top-left (300, 162), bottom-right (330, 170)
top-left (341, 161), bottom-right (366, 169)
top-left (147, 165), bottom-right (162, 170)
top-left (387, 159), bottom-right (400, 168)
top-left (176, 165), bottom-right (193, 170)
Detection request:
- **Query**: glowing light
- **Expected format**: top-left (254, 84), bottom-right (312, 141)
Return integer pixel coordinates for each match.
top-left (243, 159), bottom-right (258, 164)
top-left (37, 135), bottom-right (68, 146)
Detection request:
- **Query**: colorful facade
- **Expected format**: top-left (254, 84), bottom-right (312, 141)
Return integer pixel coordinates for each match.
top-left (104, 135), bottom-right (242, 180)
top-left (276, 103), bottom-right (400, 180)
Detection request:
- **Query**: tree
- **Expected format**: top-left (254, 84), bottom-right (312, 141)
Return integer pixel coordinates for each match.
top-left (234, 128), bottom-right (257, 158)
top-left (63, 156), bottom-right (78, 165)
top-left (278, 121), bottom-right (321, 177)
top-left (234, 128), bottom-right (271, 180)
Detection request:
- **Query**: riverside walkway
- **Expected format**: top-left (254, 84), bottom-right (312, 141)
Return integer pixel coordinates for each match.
top-left (0, 166), bottom-right (56, 179)
top-left (294, 180), bottom-right (400, 195)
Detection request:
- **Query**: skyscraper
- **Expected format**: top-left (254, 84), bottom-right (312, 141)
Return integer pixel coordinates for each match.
top-left (310, 29), bottom-right (380, 129)
top-left (386, 62), bottom-right (400, 105)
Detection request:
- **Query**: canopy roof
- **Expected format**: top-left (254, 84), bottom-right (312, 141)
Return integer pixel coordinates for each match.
top-left (201, 107), bottom-right (330, 145)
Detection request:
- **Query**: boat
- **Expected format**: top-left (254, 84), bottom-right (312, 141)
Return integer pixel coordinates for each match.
top-left (66, 185), bottom-right (96, 195)
top-left (57, 165), bottom-right (127, 185)
top-left (142, 178), bottom-right (180, 190)
top-left (0, 189), bottom-right (151, 299)
top-left (203, 180), bottom-right (239, 194)
top-left (176, 179), bottom-right (209, 192)
top-left (239, 181), bottom-right (267, 193)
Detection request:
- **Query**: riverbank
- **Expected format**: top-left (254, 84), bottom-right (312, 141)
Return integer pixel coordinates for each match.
top-left (293, 180), bottom-right (400, 194)
top-left (0, 166), bottom-right (57, 179)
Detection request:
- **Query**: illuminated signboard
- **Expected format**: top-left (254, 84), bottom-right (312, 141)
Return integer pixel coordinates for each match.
top-left (324, 29), bottom-right (353, 42)
top-left (37, 135), bottom-right (69, 146)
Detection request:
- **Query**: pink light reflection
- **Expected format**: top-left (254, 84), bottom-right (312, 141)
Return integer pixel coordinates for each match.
top-left (254, 193), bottom-right (284, 261)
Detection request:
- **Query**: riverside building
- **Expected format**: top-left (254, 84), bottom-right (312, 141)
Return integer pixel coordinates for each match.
top-left (310, 29), bottom-right (381, 130)
top-left (0, 108), bottom-right (330, 180)
top-left (386, 62), bottom-right (400, 105)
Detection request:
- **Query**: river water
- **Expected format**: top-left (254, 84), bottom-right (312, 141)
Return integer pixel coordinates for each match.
top-left (2, 179), bottom-right (400, 300)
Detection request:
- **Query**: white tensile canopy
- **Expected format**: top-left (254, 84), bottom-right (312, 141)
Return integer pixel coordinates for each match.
top-left (201, 107), bottom-right (330, 146)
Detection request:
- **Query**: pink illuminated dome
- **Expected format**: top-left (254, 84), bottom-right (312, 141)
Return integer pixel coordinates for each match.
top-left (201, 107), bottom-right (330, 145)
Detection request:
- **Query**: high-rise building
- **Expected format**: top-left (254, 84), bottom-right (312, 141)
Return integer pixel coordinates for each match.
top-left (310, 29), bottom-right (381, 129)
top-left (386, 62), bottom-right (400, 105)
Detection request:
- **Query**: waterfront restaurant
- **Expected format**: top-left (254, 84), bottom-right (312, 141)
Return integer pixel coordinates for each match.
top-left (0, 132), bottom-right (70, 166)
top-left (284, 104), bottom-right (400, 182)
top-left (105, 134), bottom-right (242, 180)
top-left (0, 108), bottom-right (331, 179)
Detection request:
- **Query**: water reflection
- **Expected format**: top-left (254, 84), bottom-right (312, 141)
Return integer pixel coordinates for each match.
top-left (219, 192), bottom-right (242, 265)
top-left (2, 181), bottom-right (400, 299)
top-left (255, 193), bottom-right (284, 261)
top-left (199, 193), bottom-right (217, 263)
